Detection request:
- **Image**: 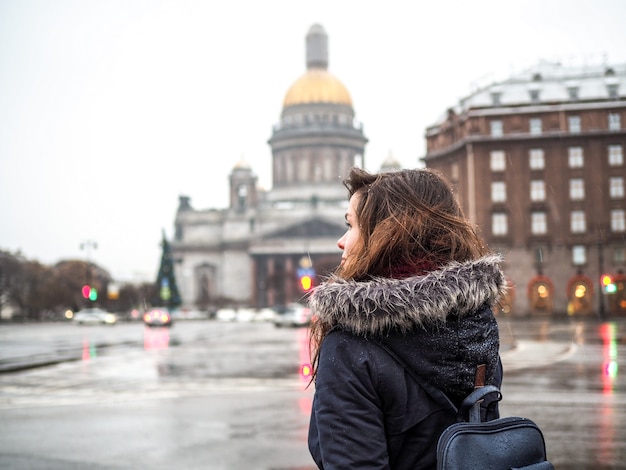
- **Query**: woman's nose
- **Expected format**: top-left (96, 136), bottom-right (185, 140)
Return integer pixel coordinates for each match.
top-left (337, 234), bottom-right (346, 250)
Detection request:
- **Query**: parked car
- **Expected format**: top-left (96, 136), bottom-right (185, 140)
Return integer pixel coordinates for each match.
top-left (272, 303), bottom-right (312, 328)
top-left (143, 308), bottom-right (173, 327)
top-left (72, 308), bottom-right (117, 325)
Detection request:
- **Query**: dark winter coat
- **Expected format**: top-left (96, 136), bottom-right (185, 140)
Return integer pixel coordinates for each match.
top-left (307, 255), bottom-right (507, 469)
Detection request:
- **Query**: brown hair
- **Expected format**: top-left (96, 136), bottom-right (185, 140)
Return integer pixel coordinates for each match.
top-left (309, 167), bottom-right (489, 379)
top-left (338, 167), bottom-right (487, 279)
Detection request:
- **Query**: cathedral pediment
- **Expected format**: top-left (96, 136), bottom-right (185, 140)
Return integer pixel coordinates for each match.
top-left (265, 217), bottom-right (344, 239)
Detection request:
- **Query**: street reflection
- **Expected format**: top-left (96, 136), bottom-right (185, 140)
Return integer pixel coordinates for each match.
top-left (81, 337), bottom-right (96, 361)
top-left (573, 322), bottom-right (585, 345)
top-left (599, 323), bottom-right (618, 394)
top-left (144, 326), bottom-right (170, 350)
top-left (537, 320), bottom-right (550, 341)
top-left (597, 323), bottom-right (619, 466)
top-left (297, 327), bottom-right (313, 418)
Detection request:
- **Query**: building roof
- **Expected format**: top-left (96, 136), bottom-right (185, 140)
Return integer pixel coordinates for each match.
top-left (433, 61), bottom-right (626, 125)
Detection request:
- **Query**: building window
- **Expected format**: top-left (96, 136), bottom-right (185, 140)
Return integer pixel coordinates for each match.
top-left (491, 93), bottom-right (502, 106)
top-left (490, 150), bottom-right (506, 171)
top-left (490, 120), bottom-right (503, 137)
top-left (568, 147), bottom-right (584, 168)
top-left (611, 210), bottom-right (625, 232)
top-left (609, 145), bottom-right (623, 166)
top-left (609, 112), bottom-right (621, 131)
top-left (529, 89), bottom-right (541, 103)
top-left (529, 149), bottom-right (545, 170)
top-left (568, 87), bottom-right (579, 101)
top-left (571, 210), bottom-right (586, 233)
top-left (572, 245), bottom-right (586, 265)
top-left (491, 181), bottom-right (506, 202)
top-left (569, 178), bottom-right (585, 200)
top-left (610, 177), bottom-right (624, 199)
top-left (530, 118), bottom-right (542, 135)
top-left (568, 115), bottom-right (581, 133)
top-left (607, 84), bottom-right (619, 99)
top-left (530, 180), bottom-right (546, 202)
top-left (531, 212), bottom-right (547, 235)
top-left (615, 247), bottom-right (626, 264)
top-left (492, 213), bottom-right (508, 236)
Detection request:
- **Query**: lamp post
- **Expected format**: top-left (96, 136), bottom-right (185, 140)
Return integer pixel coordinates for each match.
top-left (598, 239), bottom-right (606, 321)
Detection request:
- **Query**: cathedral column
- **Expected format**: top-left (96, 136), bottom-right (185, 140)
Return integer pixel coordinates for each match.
top-left (251, 257), bottom-right (259, 308)
top-left (285, 257), bottom-right (294, 303)
top-left (267, 258), bottom-right (275, 307)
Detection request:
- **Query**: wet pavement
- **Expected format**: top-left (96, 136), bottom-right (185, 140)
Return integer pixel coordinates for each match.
top-left (0, 317), bottom-right (624, 469)
top-left (498, 318), bottom-right (626, 469)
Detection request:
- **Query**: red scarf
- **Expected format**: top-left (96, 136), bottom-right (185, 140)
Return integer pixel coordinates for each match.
top-left (388, 259), bottom-right (440, 279)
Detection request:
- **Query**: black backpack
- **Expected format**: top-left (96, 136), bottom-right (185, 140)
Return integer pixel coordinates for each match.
top-left (436, 385), bottom-right (553, 470)
top-left (378, 342), bottom-right (554, 470)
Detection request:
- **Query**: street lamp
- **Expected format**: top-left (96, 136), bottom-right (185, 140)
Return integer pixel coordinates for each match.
top-left (597, 239), bottom-right (606, 321)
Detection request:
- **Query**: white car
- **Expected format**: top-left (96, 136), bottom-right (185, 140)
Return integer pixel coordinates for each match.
top-left (72, 308), bottom-right (117, 325)
top-left (272, 303), bottom-right (313, 328)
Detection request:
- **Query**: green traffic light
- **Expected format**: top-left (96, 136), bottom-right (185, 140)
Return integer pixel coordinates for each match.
top-left (89, 288), bottom-right (98, 301)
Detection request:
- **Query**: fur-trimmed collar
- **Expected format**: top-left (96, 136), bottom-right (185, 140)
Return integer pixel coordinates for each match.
top-left (309, 255), bottom-right (506, 336)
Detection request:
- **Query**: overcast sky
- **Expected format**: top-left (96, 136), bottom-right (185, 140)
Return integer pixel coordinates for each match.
top-left (1, 0), bottom-right (625, 283)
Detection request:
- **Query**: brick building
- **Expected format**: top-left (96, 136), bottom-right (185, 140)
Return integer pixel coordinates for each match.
top-left (424, 62), bottom-right (626, 317)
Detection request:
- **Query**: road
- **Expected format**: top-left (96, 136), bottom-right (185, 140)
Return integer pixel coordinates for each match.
top-left (0, 317), bottom-right (625, 469)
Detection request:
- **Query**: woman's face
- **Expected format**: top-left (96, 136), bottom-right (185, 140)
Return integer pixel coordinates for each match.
top-left (337, 193), bottom-right (362, 266)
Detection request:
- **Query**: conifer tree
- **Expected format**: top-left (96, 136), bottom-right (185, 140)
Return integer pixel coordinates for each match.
top-left (154, 230), bottom-right (181, 308)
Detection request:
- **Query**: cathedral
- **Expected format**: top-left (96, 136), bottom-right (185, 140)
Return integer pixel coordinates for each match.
top-left (171, 24), bottom-right (370, 309)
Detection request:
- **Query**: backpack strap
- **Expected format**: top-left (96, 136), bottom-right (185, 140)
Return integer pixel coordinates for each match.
top-left (474, 363), bottom-right (486, 387)
top-left (460, 385), bottom-right (502, 422)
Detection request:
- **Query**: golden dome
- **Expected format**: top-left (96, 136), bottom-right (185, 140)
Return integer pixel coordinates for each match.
top-left (283, 69), bottom-right (352, 107)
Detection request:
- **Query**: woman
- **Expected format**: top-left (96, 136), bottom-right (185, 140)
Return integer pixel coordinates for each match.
top-left (307, 167), bottom-right (507, 469)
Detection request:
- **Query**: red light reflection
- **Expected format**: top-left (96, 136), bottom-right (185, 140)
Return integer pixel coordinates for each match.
top-left (598, 323), bottom-right (619, 466)
top-left (297, 328), bottom-right (312, 386)
top-left (599, 323), bottom-right (618, 394)
top-left (299, 394), bottom-right (313, 417)
top-left (297, 327), bottom-right (314, 420)
top-left (82, 338), bottom-right (96, 361)
top-left (144, 326), bottom-right (170, 350)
